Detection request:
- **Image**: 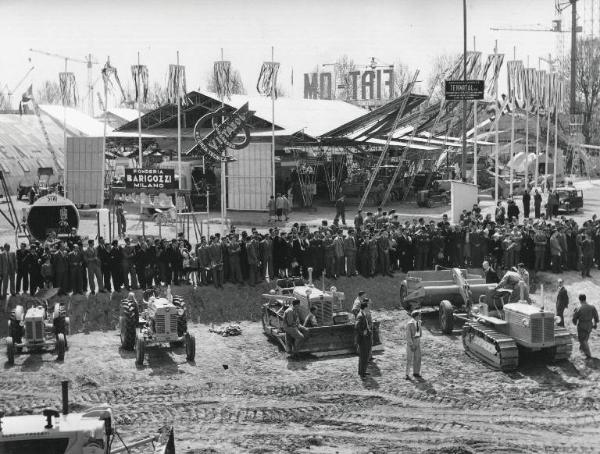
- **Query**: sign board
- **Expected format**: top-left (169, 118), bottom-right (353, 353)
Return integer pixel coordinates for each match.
top-left (125, 168), bottom-right (176, 190)
top-left (190, 102), bottom-right (254, 160)
top-left (445, 80), bottom-right (484, 101)
top-left (304, 68), bottom-right (394, 103)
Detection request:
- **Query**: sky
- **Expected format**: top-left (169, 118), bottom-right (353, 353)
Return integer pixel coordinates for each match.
top-left (0, 0), bottom-right (570, 110)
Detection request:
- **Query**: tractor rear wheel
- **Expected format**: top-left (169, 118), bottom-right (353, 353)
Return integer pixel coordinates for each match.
top-left (6, 337), bottom-right (15, 365)
top-left (135, 334), bottom-right (145, 366)
top-left (185, 333), bottom-right (196, 362)
top-left (56, 333), bottom-right (66, 361)
top-left (120, 301), bottom-right (138, 351)
top-left (53, 316), bottom-right (68, 349)
top-left (439, 300), bottom-right (455, 334)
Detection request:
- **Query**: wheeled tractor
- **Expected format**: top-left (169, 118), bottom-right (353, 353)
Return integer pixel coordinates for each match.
top-left (6, 298), bottom-right (69, 364)
top-left (399, 267), bottom-right (572, 371)
top-left (120, 288), bottom-right (195, 366)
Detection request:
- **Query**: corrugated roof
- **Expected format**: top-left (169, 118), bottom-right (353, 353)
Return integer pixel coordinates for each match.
top-left (107, 107), bottom-right (141, 123)
top-left (202, 92), bottom-right (367, 138)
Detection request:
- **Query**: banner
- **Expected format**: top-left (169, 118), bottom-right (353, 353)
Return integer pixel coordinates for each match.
top-left (506, 60), bottom-right (525, 109)
top-left (534, 70), bottom-right (547, 111)
top-left (131, 64), bottom-right (149, 103)
top-left (101, 60), bottom-right (126, 103)
top-left (167, 64), bottom-right (187, 104)
top-left (125, 168), bottom-right (176, 190)
top-left (59, 72), bottom-right (78, 106)
top-left (523, 68), bottom-right (537, 112)
top-left (214, 60), bottom-right (232, 100)
top-left (482, 53), bottom-right (505, 100)
top-left (447, 52), bottom-right (482, 81)
top-left (257, 61), bottom-right (280, 98)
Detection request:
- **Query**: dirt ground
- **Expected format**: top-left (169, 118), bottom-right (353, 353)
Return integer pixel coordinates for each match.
top-left (2, 268), bottom-right (600, 454)
top-left (2, 180), bottom-right (600, 453)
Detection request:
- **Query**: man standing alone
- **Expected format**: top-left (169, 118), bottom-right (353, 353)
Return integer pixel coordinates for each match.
top-left (556, 278), bottom-right (568, 327)
top-left (354, 300), bottom-right (372, 379)
top-left (572, 294), bottom-right (599, 359)
top-left (522, 189), bottom-right (531, 219)
top-left (406, 311), bottom-right (422, 380)
top-left (534, 190), bottom-right (542, 218)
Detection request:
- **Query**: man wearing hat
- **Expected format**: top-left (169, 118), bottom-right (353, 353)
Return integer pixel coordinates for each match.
top-left (354, 209), bottom-right (364, 232)
top-left (283, 299), bottom-right (308, 356)
top-left (354, 300), bottom-right (372, 379)
top-left (406, 310), bottom-right (422, 380)
top-left (344, 229), bottom-right (358, 276)
top-left (352, 291), bottom-right (366, 317)
top-left (556, 278), bottom-right (569, 327)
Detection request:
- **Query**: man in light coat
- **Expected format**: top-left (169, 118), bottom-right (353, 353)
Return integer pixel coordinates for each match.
top-left (406, 310), bottom-right (422, 380)
top-left (0, 243), bottom-right (16, 297)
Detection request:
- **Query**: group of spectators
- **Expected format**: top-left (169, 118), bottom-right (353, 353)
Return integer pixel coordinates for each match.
top-left (2, 192), bottom-right (599, 297)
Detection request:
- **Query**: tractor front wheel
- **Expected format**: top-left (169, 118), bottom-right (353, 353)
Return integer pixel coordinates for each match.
top-left (185, 332), bottom-right (196, 362)
top-left (56, 333), bottom-right (66, 361)
top-left (120, 301), bottom-right (138, 351)
top-left (135, 335), bottom-right (145, 366)
top-left (439, 300), bottom-right (455, 334)
top-left (6, 337), bottom-right (15, 365)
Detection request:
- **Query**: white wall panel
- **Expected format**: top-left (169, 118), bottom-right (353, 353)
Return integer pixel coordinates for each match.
top-left (227, 142), bottom-right (273, 211)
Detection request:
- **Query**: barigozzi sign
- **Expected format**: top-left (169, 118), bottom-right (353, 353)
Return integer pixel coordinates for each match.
top-left (125, 168), bottom-right (176, 190)
top-left (190, 102), bottom-right (254, 160)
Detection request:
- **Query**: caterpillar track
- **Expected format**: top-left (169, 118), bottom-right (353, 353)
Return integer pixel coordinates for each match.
top-left (462, 322), bottom-right (519, 371)
top-left (552, 327), bottom-right (574, 361)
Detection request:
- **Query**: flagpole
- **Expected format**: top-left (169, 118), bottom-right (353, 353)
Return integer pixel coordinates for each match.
top-left (544, 55), bottom-right (552, 191)
top-left (553, 102), bottom-right (558, 191)
top-left (535, 66), bottom-right (540, 191)
top-left (525, 56), bottom-right (529, 190)
top-left (271, 46), bottom-right (276, 197)
top-left (494, 40), bottom-right (499, 205)
top-left (509, 47), bottom-right (516, 196)
top-left (220, 48), bottom-right (227, 233)
top-left (138, 51), bottom-right (143, 214)
top-left (177, 51), bottom-right (182, 193)
top-left (473, 35), bottom-right (478, 187)
top-left (102, 59), bottom-right (108, 209)
top-left (63, 58), bottom-right (68, 199)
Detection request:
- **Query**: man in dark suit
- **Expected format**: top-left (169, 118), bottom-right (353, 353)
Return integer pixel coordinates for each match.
top-left (482, 260), bottom-right (499, 284)
top-left (556, 278), bottom-right (569, 327)
top-left (522, 189), bottom-right (531, 218)
top-left (354, 300), bottom-right (372, 379)
top-left (573, 294), bottom-right (599, 358)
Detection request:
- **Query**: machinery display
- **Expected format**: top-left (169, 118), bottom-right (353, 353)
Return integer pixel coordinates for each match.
top-left (261, 269), bottom-right (383, 357)
top-left (119, 287), bottom-right (195, 366)
top-left (399, 267), bottom-right (572, 371)
top-left (6, 295), bottom-right (69, 365)
top-left (556, 186), bottom-right (584, 213)
top-left (26, 193), bottom-right (80, 241)
top-left (0, 381), bottom-right (175, 454)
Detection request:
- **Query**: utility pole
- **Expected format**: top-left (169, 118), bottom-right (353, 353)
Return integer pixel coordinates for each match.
top-left (570, 0), bottom-right (578, 113)
top-left (461, 0), bottom-right (468, 181)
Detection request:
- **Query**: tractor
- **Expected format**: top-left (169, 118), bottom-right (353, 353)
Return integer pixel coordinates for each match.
top-left (6, 296), bottom-right (69, 365)
top-left (0, 381), bottom-right (176, 453)
top-left (261, 268), bottom-right (383, 357)
top-left (119, 287), bottom-right (195, 366)
top-left (399, 267), bottom-right (572, 371)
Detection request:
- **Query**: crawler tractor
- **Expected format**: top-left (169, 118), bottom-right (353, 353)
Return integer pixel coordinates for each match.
top-left (6, 297), bottom-right (69, 364)
top-left (262, 268), bottom-right (383, 356)
top-left (399, 268), bottom-right (572, 371)
top-left (119, 288), bottom-right (195, 366)
top-left (0, 381), bottom-right (175, 453)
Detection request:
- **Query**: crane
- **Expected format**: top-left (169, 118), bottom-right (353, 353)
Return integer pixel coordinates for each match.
top-left (29, 49), bottom-right (99, 117)
top-left (490, 20), bottom-right (581, 33)
top-left (3, 64), bottom-right (35, 110)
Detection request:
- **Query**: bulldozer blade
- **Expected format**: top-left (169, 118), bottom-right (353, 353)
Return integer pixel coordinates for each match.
top-left (155, 426), bottom-right (175, 454)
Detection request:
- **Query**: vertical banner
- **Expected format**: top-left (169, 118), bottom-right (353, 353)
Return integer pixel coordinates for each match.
top-left (482, 53), bottom-right (505, 100)
top-left (507, 60), bottom-right (525, 109)
top-left (256, 61), bottom-right (280, 98)
top-left (101, 59), bottom-right (126, 103)
top-left (59, 72), bottom-right (78, 106)
top-left (534, 70), bottom-right (547, 111)
top-left (523, 68), bottom-right (537, 112)
top-left (167, 64), bottom-right (187, 104)
top-left (131, 64), bottom-right (149, 103)
top-left (213, 60), bottom-right (232, 100)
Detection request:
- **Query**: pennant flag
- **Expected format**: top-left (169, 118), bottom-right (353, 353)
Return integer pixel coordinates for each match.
top-left (167, 64), bottom-right (187, 104)
top-left (59, 72), bottom-right (78, 106)
top-left (482, 53), bottom-right (505, 100)
top-left (101, 59), bottom-right (126, 104)
top-left (534, 70), bottom-right (547, 111)
top-left (131, 64), bottom-right (149, 103)
top-left (507, 61), bottom-right (525, 109)
top-left (523, 68), bottom-right (537, 112)
top-left (257, 61), bottom-right (280, 98)
top-left (213, 60), bottom-right (231, 100)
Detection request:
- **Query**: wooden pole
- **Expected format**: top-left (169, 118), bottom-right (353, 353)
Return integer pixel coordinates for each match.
top-left (101, 58), bottom-right (108, 209)
top-left (509, 46), bottom-right (516, 196)
top-left (138, 52), bottom-right (144, 215)
top-left (525, 56), bottom-right (530, 190)
top-left (553, 103), bottom-right (559, 190)
top-left (544, 55), bottom-right (552, 190)
top-left (220, 48), bottom-right (227, 234)
top-left (271, 46), bottom-right (276, 196)
top-left (494, 40), bottom-right (499, 204)
top-left (461, 0), bottom-right (468, 181)
top-left (177, 51), bottom-right (182, 193)
top-left (63, 58), bottom-right (68, 199)
top-left (473, 35), bottom-right (478, 186)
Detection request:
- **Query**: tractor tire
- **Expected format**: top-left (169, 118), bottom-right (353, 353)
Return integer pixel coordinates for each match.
top-left (53, 316), bottom-right (69, 349)
top-left (185, 332), bottom-right (196, 362)
top-left (56, 333), bottom-right (66, 361)
top-left (439, 300), bottom-right (455, 334)
top-left (6, 337), bottom-right (15, 365)
top-left (120, 301), bottom-right (138, 351)
top-left (8, 318), bottom-right (23, 345)
top-left (135, 334), bottom-right (145, 366)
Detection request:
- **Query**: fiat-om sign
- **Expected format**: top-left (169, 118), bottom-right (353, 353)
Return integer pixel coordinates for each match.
top-left (445, 80), bottom-right (484, 101)
top-left (125, 168), bottom-right (176, 190)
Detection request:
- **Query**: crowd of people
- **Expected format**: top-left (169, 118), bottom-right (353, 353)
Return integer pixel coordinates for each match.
top-left (1, 194), bottom-right (599, 298)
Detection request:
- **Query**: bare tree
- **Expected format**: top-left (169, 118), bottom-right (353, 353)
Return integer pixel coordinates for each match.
top-left (426, 53), bottom-right (459, 101)
top-left (571, 38), bottom-right (600, 144)
top-left (333, 55), bottom-right (356, 101)
top-left (392, 60), bottom-right (411, 97)
top-left (35, 80), bottom-right (61, 104)
top-left (205, 68), bottom-right (246, 95)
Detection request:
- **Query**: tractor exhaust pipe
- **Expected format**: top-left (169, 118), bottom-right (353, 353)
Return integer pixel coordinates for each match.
top-left (61, 380), bottom-right (69, 415)
top-left (307, 267), bottom-right (313, 286)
